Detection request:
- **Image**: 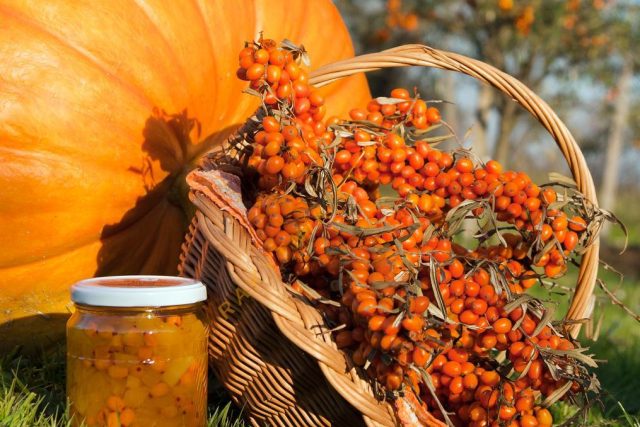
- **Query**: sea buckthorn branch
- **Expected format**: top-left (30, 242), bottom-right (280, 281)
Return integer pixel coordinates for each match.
top-left (231, 37), bottom-right (610, 426)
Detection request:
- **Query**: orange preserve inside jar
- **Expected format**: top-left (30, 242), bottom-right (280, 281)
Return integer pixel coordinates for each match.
top-left (67, 276), bottom-right (208, 427)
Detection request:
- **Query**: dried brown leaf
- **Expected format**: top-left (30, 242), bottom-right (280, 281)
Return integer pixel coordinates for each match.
top-left (371, 280), bottom-right (409, 290)
top-left (532, 304), bottom-right (556, 338)
top-left (548, 172), bottom-right (578, 188)
top-left (542, 380), bottom-right (573, 407)
top-left (503, 294), bottom-right (535, 313)
top-left (429, 258), bottom-right (448, 320)
top-left (375, 96), bottom-right (408, 105)
top-left (423, 134), bottom-right (455, 144)
top-left (416, 368), bottom-right (455, 427)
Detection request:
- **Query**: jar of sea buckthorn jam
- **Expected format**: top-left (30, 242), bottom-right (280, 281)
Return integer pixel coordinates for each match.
top-left (67, 276), bottom-right (208, 427)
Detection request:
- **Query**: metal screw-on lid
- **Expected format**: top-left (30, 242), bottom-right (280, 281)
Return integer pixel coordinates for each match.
top-left (71, 275), bottom-right (206, 308)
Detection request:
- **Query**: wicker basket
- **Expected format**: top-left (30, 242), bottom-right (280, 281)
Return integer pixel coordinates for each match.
top-left (178, 45), bottom-right (600, 427)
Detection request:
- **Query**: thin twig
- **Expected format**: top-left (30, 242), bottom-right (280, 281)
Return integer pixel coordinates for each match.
top-left (597, 279), bottom-right (640, 322)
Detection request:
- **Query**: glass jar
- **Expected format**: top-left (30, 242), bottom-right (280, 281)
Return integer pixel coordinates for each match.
top-left (66, 276), bottom-right (208, 427)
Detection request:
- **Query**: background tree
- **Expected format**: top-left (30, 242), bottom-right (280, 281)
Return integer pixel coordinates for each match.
top-left (592, 3), bottom-right (638, 236)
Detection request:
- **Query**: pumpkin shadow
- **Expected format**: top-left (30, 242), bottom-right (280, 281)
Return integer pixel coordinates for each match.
top-left (94, 109), bottom-right (240, 279)
top-left (0, 313), bottom-right (68, 355)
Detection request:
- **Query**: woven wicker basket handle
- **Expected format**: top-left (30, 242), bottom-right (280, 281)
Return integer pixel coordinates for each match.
top-left (310, 44), bottom-right (599, 332)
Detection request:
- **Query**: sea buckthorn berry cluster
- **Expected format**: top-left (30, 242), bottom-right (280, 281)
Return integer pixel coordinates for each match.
top-left (237, 37), bottom-right (327, 125)
top-left (461, 162), bottom-right (591, 281)
top-left (239, 37), bottom-right (331, 190)
top-left (247, 115), bottom-right (325, 190)
top-left (356, 87), bottom-right (441, 130)
top-left (247, 192), bottom-right (321, 275)
top-left (238, 38), bottom-right (311, 108)
top-left (420, 261), bottom-right (581, 426)
top-left (327, 220), bottom-right (583, 426)
top-left (331, 92), bottom-right (443, 189)
top-left (234, 39), bottom-right (601, 427)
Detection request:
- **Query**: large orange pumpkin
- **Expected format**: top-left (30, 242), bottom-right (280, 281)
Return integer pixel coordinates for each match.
top-left (0, 0), bottom-right (369, 350)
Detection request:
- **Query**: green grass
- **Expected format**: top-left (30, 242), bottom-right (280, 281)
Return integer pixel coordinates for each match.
top-left (0, 345), bottom-right (68, 427)
top-left (606, 191), bottom-right (640, 248)
top-left (585, 275), bottom-right (640, 416)
top-left (207, 403), bottom-right (246, 427)
top-left (550, 401), bottom-right (640, 427)
top-left (0, 380), bottom-right (70, 427)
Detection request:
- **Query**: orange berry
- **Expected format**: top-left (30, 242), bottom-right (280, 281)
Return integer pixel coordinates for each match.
top-left (460, 310), bottom-right (479, 324)
top-left (275, 245), bottom-right (292, 263)
top-left (527, 359), bottom-right (543, 380)
top-left (269, 49), bottom-right (286, 65)
top-left (413, 346), bottom-right (430, 367)
top-left (246, 63), bottom-right (265, 80)
top-left (469, 406), bottom-right (487, 421)
top-left (442, 361), bottom-right (462, 377)
top-left (276, 83), bottom-right (292, 99)
top-left (552, 215), bottom-right (568, 231)
top-left (390, 88), bottom-right (410, 99)
top-left (380, 334), bottom-right (397, 350)
top-left (479, 371), bottom-right (500, 388)
top-left (569, 216), bottom-right (587, 231)
top-left (409, 296), bottom-right (430, 314)
top-left (106, 395), bottom-right (125, 412)
top-left (499, 405), bottom-right (516, 420)
top-left (426, 107), bottom-right (441, 123)
top-left (541, 188), bottom-right (557, 204)
top-left (285, 62), bottom-right (301, 80)
top-left (282, 162), bottom-right (304, 179)
top-left (463, 373), bottom-right (478, 389)
top-left (368, 315), bottom-right (386, 331)
top-left (520, 414), bottom-right (539, 427)
top-left (485, 160), bottom-right (503, 175)
top-left (349, 108), bottom-right (367, 121)
top-left (456, 158), bottom-right (474, 173)
top-left (253, 48), bottom-right (270, 64)
top-left (120, 408), bottom-right (135, 426)
top-left (563, 230), bottom-right (579, 251)
top-left (401, 315), bottom-right (424, 332)
top-left (471, 299), bottom-right (488, 315)
top-left (385, 373), bottom-right (402, 390)
top-left (536, 408), bottom-right (553, 426)
top-left (265, 155), bottom-right (285, 174)
top-left (449, 376), bottom-right (464, 394)
top-left (516, 395), bottom-right (534, 412)
top-left (492, 318), bottom-right (512, 334)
